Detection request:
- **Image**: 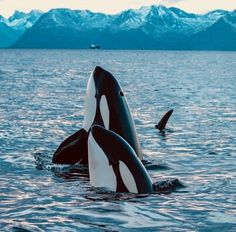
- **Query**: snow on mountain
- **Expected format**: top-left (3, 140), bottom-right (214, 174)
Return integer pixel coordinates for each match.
top-left (225, 10), bottom-right (236, 27)
top-left (8, 5), bottom-right (230, 34)
top-left (169, 7), bottom-right (196, 18)
top-left (0, 10), bottom-right (43, 47)
top-left (108, 5), bottom-right (229, 37)
top-left (0, 10), bottom-right (43, 32)
top-left (6, 10), bottom-right (43, 30)
top-left (111, 5), bottom-right (181, 31)
top-left (204, 10), bottom-right (228, 21)
top-left (36, 8), bottom-right (110, 30)
top-left (1, 5), bottom-right (235, 49)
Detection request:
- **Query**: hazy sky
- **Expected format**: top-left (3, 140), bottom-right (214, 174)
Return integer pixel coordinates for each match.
top-left (0, 0), bottom-right (236, 17)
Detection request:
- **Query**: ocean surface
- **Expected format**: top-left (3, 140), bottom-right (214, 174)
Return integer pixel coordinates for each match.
top-left (0, 50), bottom-right (235, 232)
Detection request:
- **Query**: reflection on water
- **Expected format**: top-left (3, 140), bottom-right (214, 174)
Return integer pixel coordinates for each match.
top-left (0, 50), bottom-right (236, 231)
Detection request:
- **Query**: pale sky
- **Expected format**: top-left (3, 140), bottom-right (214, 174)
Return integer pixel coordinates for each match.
top-left (0, 0), bottom-right (236, 17)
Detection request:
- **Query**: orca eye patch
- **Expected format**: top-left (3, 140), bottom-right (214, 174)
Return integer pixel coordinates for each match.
top-left (119, 91), bottom-right (124, 96)
top-left (100, 95), bottom-right (110, 129)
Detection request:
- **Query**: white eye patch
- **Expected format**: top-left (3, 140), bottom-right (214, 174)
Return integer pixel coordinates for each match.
top-left (119, 161), bottom-right (138, 194)
top-left (100, 95), bottom-right (110, 129)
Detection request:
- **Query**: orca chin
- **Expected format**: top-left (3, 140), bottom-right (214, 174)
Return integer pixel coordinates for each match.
top-left (88, 125), bottom-right (154, 194)
top-left (52, 66), bottom-right (142, 165)
top-left (155, 109), bottom-right (173, 131)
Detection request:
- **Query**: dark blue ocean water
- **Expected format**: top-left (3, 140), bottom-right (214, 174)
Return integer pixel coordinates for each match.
top-left (0, 50), bottom-right (235, 232)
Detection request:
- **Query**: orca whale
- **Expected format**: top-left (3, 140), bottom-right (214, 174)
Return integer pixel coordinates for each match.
top-left (88, 125), bottom-right (153, 194)
top-left (155, 109), bottom-right (173, 131)
top-left (53, 66), bottom-right (142, 164)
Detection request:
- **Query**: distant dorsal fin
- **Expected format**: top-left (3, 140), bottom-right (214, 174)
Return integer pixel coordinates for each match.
top-left (155, 109), bottom-right (173, 131)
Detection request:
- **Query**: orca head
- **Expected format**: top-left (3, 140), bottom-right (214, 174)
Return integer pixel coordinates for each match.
top-left (83, 66), bottom-right (125, 131)
top-left (88, 125), bottom-right (117, 192)
top-left (92, 66), bottom-right (123, 97)
top-left (83, 66), bottom-right (142, 161)
top-left (88, 125), bottom-right (153, 194)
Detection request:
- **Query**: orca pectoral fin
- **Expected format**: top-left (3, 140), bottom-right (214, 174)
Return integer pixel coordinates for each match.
top-left (52, 129), bottom-right (88, 164)
top-left (155, 109), bottom-right (173, 131)
top-left (54, 128), bottom-right (87, 154)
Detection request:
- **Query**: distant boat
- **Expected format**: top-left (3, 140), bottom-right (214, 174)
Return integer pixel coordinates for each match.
top-left (89, 44), bottom-right (100, 49)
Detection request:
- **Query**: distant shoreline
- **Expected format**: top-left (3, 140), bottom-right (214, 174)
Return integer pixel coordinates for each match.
top-left (1, 48), bottom-right (236, 52)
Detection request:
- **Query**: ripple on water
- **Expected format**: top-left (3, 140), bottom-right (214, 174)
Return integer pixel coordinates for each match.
top-left (0, 50), bottom-right (236, 231)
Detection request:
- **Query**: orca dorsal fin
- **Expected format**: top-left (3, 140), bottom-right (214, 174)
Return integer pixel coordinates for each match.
top-left (155, 109), bottom-right (173, 131)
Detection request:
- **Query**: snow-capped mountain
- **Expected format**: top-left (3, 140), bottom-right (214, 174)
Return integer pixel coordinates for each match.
top-left (1, 5), bottom-right (235, 50)
top-left (225, 10), bottom-right (236, 26)
top-left (34, 8), bottom-right (111, 30)
top-left (182, 18), bottom-right (236, 50)
top-left (7, 10), bottom-right (43, 30)
top-left (0, 10), bottom-right (43, 47)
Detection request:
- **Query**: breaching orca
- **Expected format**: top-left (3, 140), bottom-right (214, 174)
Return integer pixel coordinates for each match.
top-left (88, 125), bottom-right (153, 194)
top-left (155, 109), bottom-right (173, 131)
top-left (53, 66), bottom-right (142, 164)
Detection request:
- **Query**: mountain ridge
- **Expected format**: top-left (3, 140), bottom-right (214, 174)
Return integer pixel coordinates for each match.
top-left (1, 5), bottom-right (236, 50)
top-left (0, 10), bottom-right (43, 47)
